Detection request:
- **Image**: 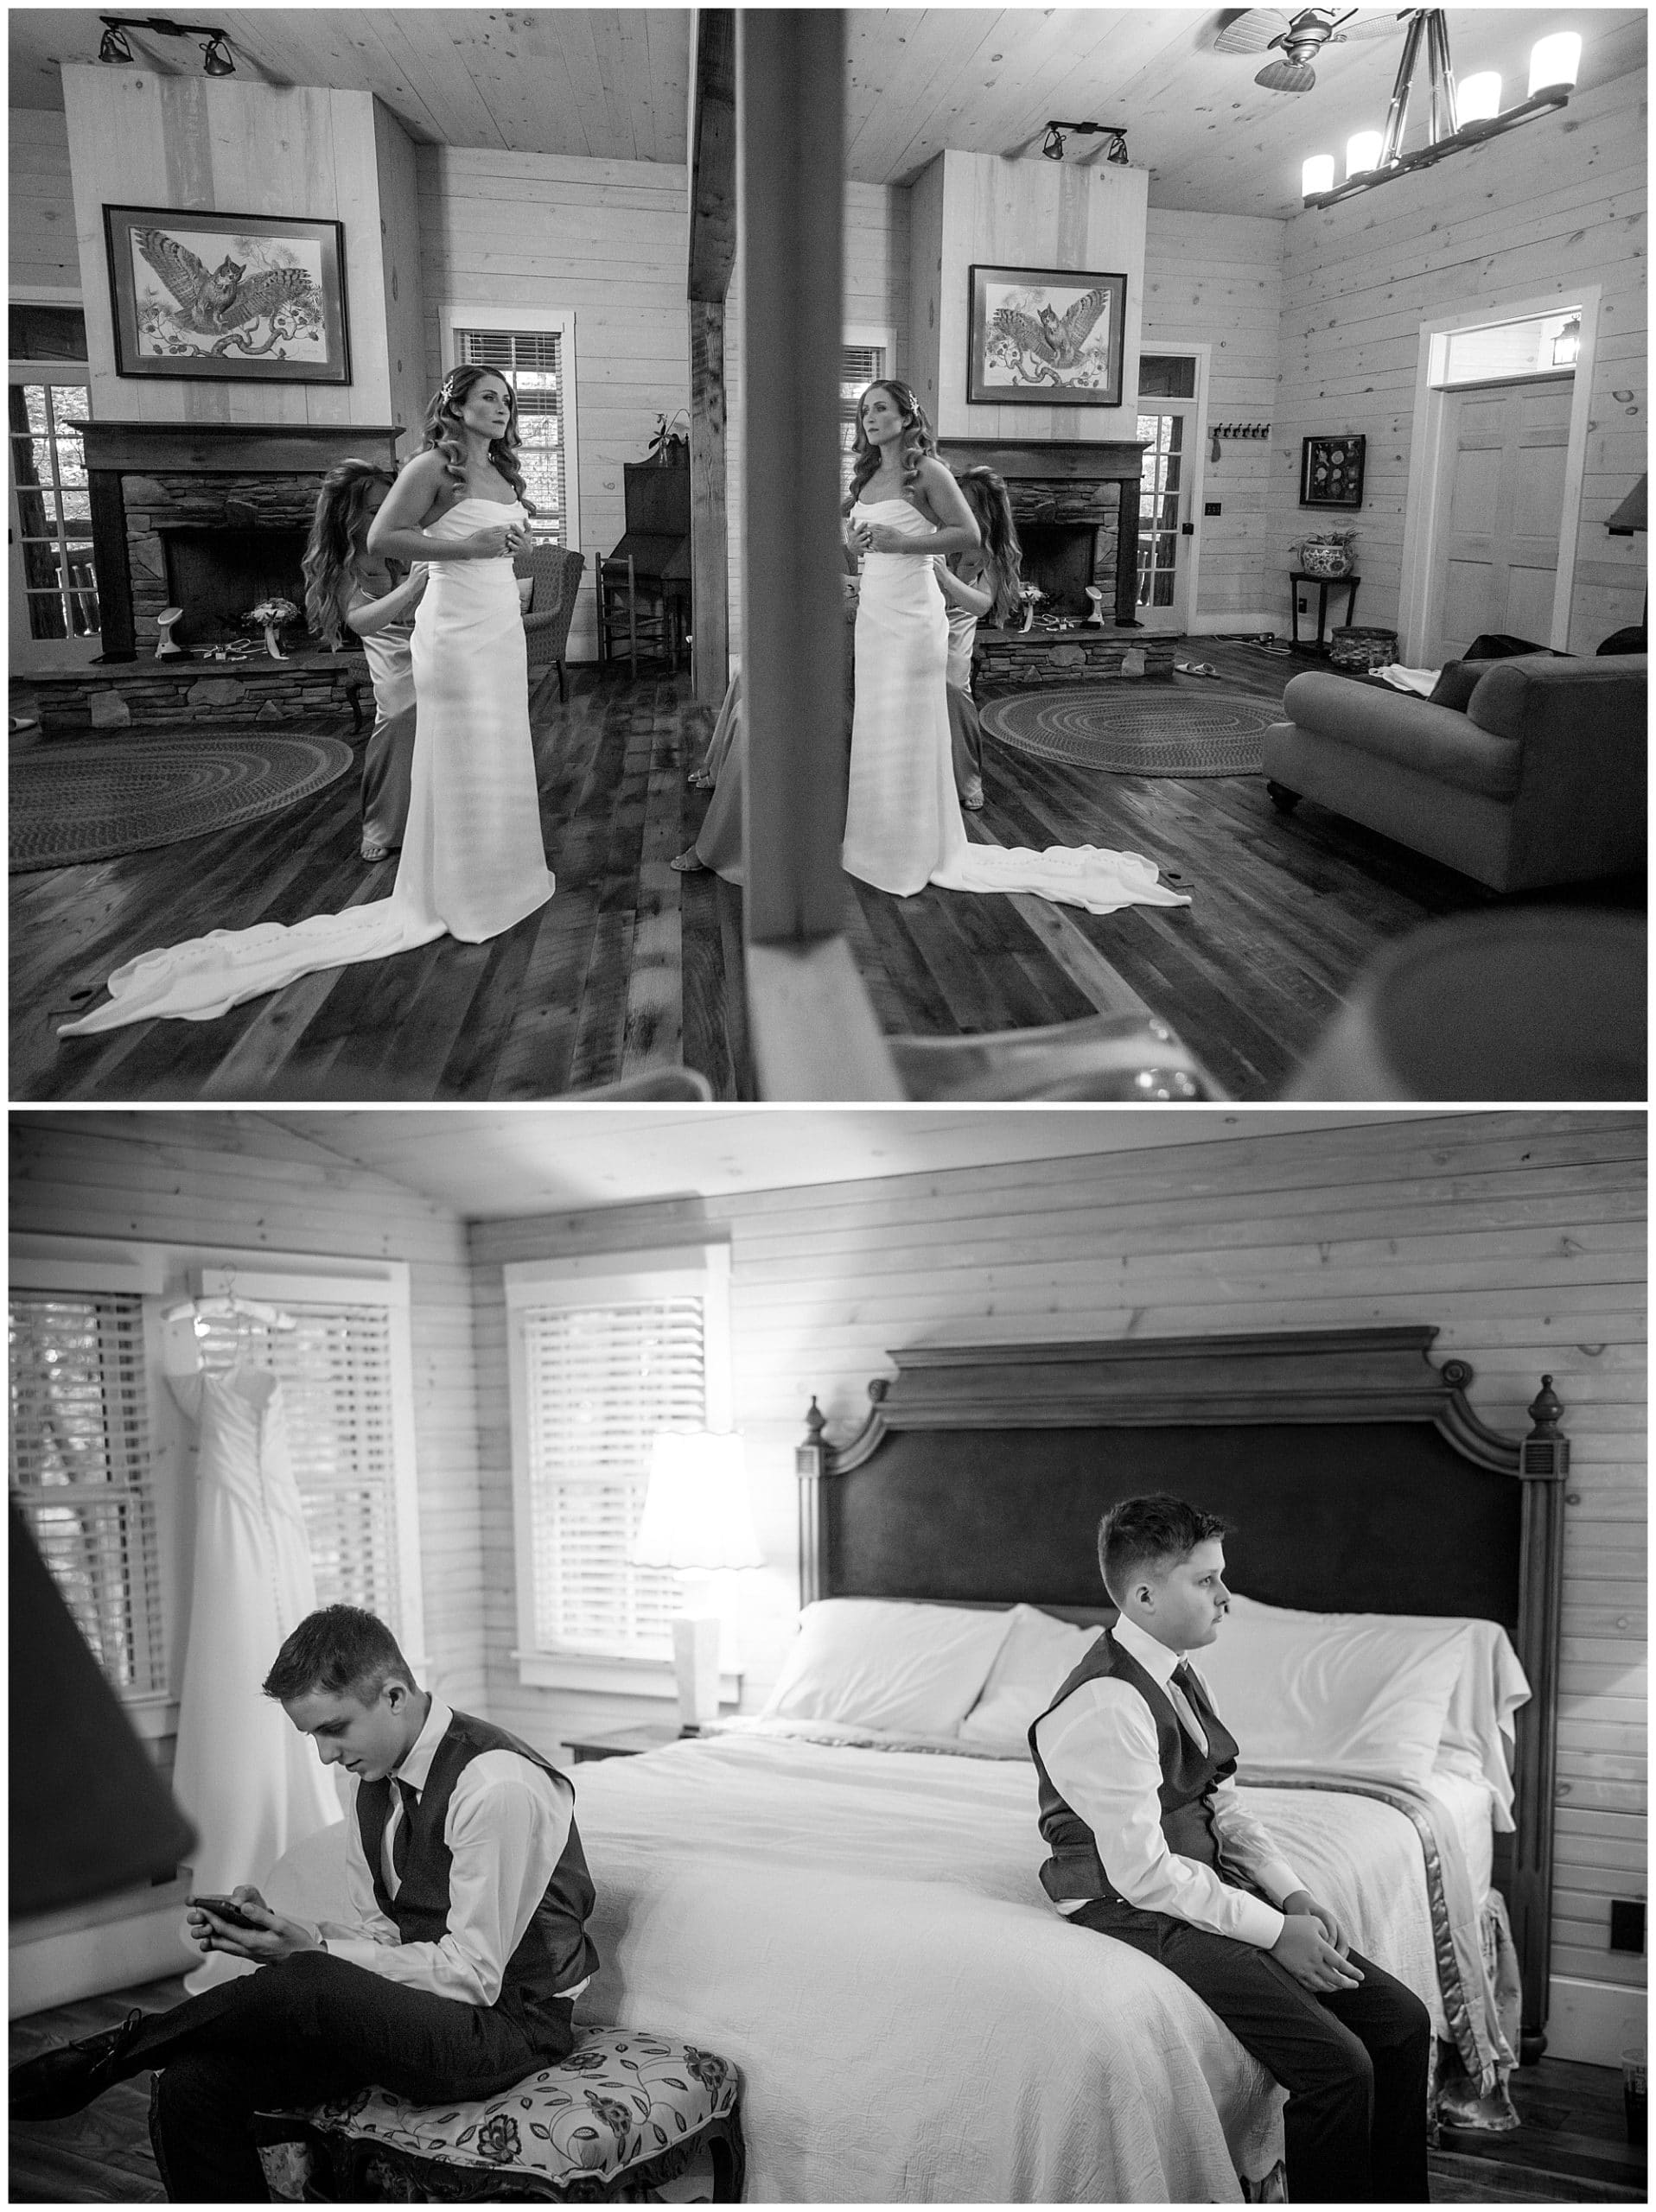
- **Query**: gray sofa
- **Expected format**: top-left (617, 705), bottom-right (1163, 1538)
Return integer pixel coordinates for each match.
top-left (1262, 653), bottom-right (1647, 891)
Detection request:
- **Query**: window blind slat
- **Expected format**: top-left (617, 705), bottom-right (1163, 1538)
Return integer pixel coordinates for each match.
top-left (520, 1295), bottom-right (701, 1657)
top-left (9, 1290), bottom-right (165, 1694)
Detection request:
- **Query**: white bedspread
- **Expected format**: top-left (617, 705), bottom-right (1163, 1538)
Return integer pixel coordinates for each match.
top-left (265, 1729), bottom-right (1490, 2202)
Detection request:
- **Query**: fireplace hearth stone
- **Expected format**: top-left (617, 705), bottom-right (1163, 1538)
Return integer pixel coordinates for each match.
top-left (976, 629), bottom-right (1179, 686)
top-left (27, 652), bottom-right (369, 740)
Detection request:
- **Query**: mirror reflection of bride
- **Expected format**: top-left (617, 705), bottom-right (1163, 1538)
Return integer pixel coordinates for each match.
top-left (841, 378), bottom-right (1190, 918)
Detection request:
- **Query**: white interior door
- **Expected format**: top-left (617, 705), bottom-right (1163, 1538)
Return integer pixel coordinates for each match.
top-left (1429, 376), bottom-right (1574, 660)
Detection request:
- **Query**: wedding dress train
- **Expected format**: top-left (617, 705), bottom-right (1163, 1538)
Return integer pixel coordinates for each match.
top-left (60, 499), bottom-right (554, 1035)
top-left (841, 499), bottom-right (1191, 914)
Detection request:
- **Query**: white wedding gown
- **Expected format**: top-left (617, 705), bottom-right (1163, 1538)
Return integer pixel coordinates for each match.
top-left (842, 499), bottom-right (1192, 912)
top-left (168, 1358), bottom-right (341, 1991)
top-left (60, 498), bottom-right (554, 1034)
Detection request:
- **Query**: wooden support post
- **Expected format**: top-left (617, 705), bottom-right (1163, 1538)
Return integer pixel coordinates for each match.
top-left (688, 300), bottom-right (728, 705)
top-left (738, 8), bottom-right (850, 947)
top-left (688, 9), bottom-right (736, 708)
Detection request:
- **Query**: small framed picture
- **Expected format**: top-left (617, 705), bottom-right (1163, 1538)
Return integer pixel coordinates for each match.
top-left (104, 205), bottom-right (351, 383)
top-left (1300, 434), bottom-right (1366, 508)
top-left (967, 264), bottom-right (1127, 407)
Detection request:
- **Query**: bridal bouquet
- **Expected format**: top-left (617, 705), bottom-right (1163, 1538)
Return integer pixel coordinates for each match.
top-left (1017, 582), bottom-right (1048, 634)
top-left (245, 597), bottom-right (301, 660)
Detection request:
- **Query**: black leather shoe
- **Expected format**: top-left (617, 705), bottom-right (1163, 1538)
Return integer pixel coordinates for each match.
top-left (10, 2008), bottom-right (144, 2121)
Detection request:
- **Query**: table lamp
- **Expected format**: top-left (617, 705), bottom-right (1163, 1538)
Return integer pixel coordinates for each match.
top-left (632, 1431), bottom-right (763, 1733)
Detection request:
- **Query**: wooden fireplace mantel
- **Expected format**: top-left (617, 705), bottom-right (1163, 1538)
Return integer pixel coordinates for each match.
top-left (936, 436), bottom-right (1149, 627)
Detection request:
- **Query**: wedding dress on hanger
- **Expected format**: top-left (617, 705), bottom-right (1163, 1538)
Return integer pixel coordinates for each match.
top-left (166, 1306), bottom-right (341, 1991)
top-left (60, 499), bottom-right (553, 1035)
top-left (842, 499), bottom-right (1191, 914)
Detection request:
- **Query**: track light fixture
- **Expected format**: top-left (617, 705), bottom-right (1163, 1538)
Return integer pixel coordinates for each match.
top-left (1041, 120), bottom-right (1130, 167)
top-left (98, 16), bottom-right (236, 75)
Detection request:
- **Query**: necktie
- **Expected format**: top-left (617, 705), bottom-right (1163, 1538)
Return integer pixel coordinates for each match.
top-left (1168, 1661), bottom-right (1209, 1753)
top-left (386, 1777), bottom-right (416, 1895)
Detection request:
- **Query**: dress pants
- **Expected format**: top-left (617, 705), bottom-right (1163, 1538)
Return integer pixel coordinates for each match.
top-left (1073, 1898), bottom-right (1431, 2202)
top-left (115, 1951), bottom-right (573, 2202)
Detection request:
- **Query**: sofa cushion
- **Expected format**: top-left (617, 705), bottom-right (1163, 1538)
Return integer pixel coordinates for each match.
top-left (1468, 652), bottom-right (1648, 752)
top-left (1426, 659), bottom-right (1496, 712)
top-left (1279, 671), bottom-right (1524, 799)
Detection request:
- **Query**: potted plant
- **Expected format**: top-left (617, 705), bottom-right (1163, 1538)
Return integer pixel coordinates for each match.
top-left (1300, 528), bottom-right (1357, 578)
top-left (646, 410), bottom-right (690, 467)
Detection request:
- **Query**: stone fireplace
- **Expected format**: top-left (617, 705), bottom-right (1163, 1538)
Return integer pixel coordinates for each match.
top-left (83, 422), bottom-right (401, 661)
top-left (936, 439), bottom-right (1146, 626)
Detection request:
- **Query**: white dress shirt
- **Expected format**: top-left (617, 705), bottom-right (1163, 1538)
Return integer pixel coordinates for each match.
top-left (1033, 1614), bottom-right (1303, 1949)
top-left (319, 1695), bottom-right (586, 2006)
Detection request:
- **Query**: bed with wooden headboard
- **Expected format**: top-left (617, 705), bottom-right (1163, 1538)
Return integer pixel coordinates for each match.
top-left (795, 1324), bottom-right (1568, 2060)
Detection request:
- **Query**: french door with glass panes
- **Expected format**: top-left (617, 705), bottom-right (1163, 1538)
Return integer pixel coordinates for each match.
top-left (1136, 353), bottom-right (1205, 634)
top-left (8, 368), bottom-right (100, 668)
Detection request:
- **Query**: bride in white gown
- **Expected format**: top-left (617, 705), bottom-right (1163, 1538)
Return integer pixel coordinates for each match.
top-left (59, 365), bottom-right (554, 1035)
top-left (842, 379), bottom-right (1190, 917)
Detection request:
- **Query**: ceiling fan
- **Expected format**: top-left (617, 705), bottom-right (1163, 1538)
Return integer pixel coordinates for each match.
top-left (1213, 8), bottom-right (1398, 93)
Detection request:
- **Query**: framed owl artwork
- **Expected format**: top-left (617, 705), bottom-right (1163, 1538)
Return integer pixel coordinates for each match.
top-left (966, 264), bottom-right (1127, 407)
top-left (103, 207), bottom-right (351, 384)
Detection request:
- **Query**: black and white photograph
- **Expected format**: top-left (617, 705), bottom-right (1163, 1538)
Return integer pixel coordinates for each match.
top-left (5, 7), bottom-right (1642, 1106)
top-left (6, 1107), bottom-right (1648, 2205)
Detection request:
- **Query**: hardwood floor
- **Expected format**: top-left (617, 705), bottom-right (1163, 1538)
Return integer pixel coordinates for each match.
top-left (10, 645), bottom-right (1639, 1101)
top-left (9, 1974), bottom-right (1647, 2203)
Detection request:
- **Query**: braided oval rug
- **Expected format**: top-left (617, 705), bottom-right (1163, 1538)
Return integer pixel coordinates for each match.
top-left (10, 731), bottom-right (355, 871)
top-left (979, 684), bottom-right (1277, 778)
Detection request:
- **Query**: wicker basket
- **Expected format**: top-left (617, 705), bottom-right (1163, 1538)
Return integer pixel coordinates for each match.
top-left (1329, 625), bottom-right (1398, 671)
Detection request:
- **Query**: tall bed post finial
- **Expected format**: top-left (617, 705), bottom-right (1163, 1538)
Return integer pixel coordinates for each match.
top-left (796, 1395), bottom-right (828, 1606)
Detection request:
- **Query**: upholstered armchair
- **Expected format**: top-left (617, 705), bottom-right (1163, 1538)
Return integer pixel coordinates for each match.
top-left (514, 543), bottom-right (585, 702)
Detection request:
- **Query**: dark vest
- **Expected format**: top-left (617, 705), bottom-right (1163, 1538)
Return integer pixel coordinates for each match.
top-left (1029, 1630), bottom-right (1240, 1907)
top-left (356, 1707), bottom-right (599, 2031)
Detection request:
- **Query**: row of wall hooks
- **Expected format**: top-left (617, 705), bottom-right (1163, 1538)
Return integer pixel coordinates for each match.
top-left (1210, 422), bottom-right (1271, 461)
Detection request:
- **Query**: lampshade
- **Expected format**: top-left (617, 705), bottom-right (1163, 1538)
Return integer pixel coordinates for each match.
top-left (10, 1507), bottom-right (196, 1916)
top-left (1606, 475), bottom-right (1647, 535)
top-left (1303, 154), bottom-right (1335, 196)
top-left (1528, 32), bottom-right (1582, 95)
top-left (1346, 131), bottom-right (1382, 179)
top-left (1457, 71), bottom-right (1501, 123)
top-left (633, 1431), bottom-right (763, 1571)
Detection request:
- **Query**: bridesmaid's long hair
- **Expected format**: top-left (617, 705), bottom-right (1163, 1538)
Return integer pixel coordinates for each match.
top-left (421, 364), bottom-right (535, 513)
top-left (845, 378), bottom-right (936, 510)
top-left (955, 467), bottom-right (1023, 626)
top-left (303, 459), bottom-right (396, 647)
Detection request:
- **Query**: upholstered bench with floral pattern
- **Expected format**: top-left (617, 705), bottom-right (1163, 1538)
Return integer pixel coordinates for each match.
top-left (253, 2027), bottom-right (744, 2202)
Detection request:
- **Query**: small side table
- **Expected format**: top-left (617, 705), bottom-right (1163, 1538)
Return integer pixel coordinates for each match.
top-left (565, 1722), bottom-right (687, 1764)
top-left (1290, 570), bottom-right (1360, 654)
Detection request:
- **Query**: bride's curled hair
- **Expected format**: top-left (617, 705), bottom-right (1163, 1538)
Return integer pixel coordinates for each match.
top-left (302, 459), bottom-right (396, 647)
top-left (845, 379), bottom-right (936, 510)
top-left (421, 364), bottom-right (536, 515)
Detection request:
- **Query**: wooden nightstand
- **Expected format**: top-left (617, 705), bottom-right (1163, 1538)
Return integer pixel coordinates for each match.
top-left (564, 1722), bottom-right (688, 1764)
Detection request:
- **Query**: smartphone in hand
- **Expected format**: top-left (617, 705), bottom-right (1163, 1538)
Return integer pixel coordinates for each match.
top-left (188, 1893), bottom-right (264, 1931)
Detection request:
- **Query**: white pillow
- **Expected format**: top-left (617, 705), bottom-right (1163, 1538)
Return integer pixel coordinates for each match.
top-left (1199, 1592), bottom-right (1470, 1784)
top-left (762, 1599), bottom-right (1013, 1738)
top-left (959, 1605), bottom-right (1101, 1751)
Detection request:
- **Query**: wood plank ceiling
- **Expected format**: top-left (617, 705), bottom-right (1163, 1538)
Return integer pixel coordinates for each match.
top-left (10, 8), bottom-right (1646, 217)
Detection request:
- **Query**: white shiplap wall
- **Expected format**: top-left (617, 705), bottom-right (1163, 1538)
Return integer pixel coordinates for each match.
top-left (1271, 66), bottom-right (1648, 652)
top-left (1142, 209), bottom-right (1286, 633)
top-left (9, 107), bottom-right (78, 296)
top-left (9, 1110), bottom-right (487, 1713)
top-left (469, 1110), bottom-right (1646, 2039)
top-left (416, 145), bottom-right (691, 665)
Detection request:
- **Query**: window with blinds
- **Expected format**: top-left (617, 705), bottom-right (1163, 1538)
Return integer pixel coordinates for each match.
top-left (453, 326), bottom-right (567, 546)
top-left (517, 1296), bottom-right (709, 1658)
top-left (9, 1290), bottom-right (165, 1694)
top-left (194, 1303), bottom-right (404, 1632)
top-left (841, 342), bottom-right (888, 477)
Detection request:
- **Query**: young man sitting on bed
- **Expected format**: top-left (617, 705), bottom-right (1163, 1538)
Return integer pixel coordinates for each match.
top-left (11, 1605), bottom-right (599, 2202)
top-left (1030, 1494), bottom-right (1430, 2205)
